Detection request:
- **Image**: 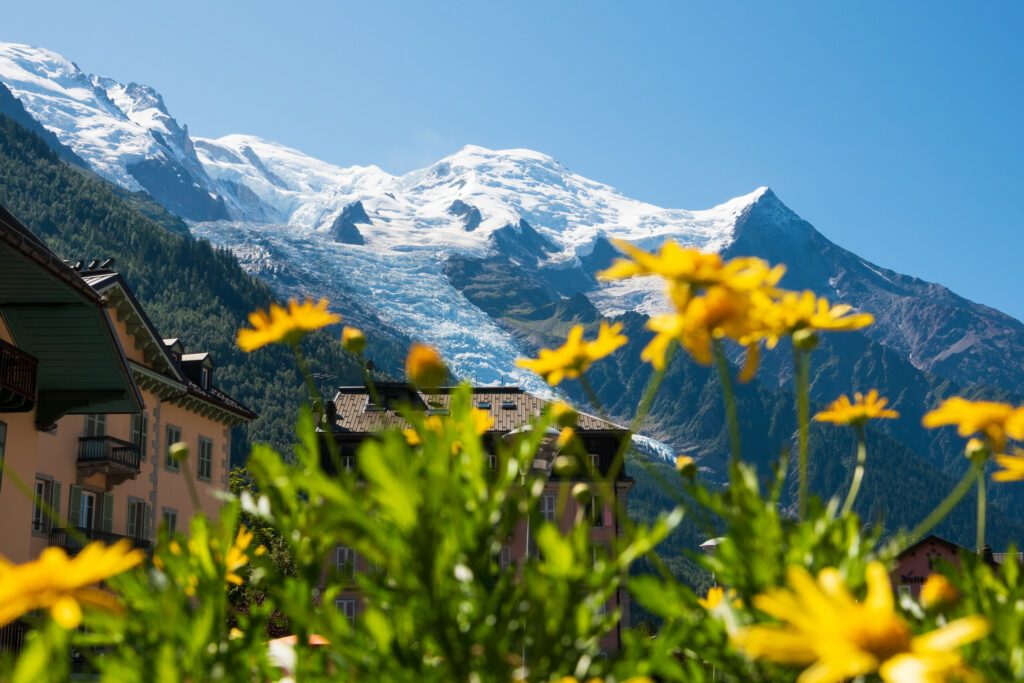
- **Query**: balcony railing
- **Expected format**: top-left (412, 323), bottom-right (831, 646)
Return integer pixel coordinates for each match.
top-left (0, 338), bottom-right (37, 412)
top-left (78, 435), bottom-right (142, 471)
top-left (49, 527), bottom-right (152, 556)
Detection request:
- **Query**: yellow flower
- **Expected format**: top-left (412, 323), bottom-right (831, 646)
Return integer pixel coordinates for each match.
top-left (993, 448), bottom-right (1024, 482)
top-left (237, 298), bottom-right (341, 352)
top-left (225, 526), bottom-right (254, 586)
top-left (406, 343), bottom-right (447, 388)
top-left (549, 401), bottom-right (579, 427)
top-left (814, 390), bottom-right (900, 427)
top-left (341, 326), bottom-right (366, 354)
top-left (516, 321), bottom-right (627, 386)
top-left (732, 561), bottom-right (988, 683)
top-left (922, 397), bottom-right (1024, 454)
top-left (0, 540), bottom-right (143, 629)
top-left (600, 240), bottom-right (784, 302)
top-left (471, 408), bottom-right (494, 435)
top-left (699, 585), bottom-right (741, 609)
top-left (920, 574), bottom-right (959, 609)
top-left (556, 427), bottom-right (576, 450)
top-left (675, 455), bottom-right (698, 478)
top-left (641, 287), bottom-right (760, 375)
top-left (752, 289), bottom-right (874, 345)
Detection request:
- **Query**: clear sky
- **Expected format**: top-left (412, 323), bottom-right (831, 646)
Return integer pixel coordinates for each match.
top-left (6, 2), bottom-right (1024, 320)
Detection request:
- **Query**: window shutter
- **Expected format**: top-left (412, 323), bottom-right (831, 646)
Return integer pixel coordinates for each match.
top-left (143, 504), bottom-right (151, 540)
top-left (102, 492), bottom-right (114, 532)
top-left (68, 485), bottom-right (82, 528)
top-left (126, 502), bottom-right (137, 538)
top-left (50, 481), bottom-right (62, 530)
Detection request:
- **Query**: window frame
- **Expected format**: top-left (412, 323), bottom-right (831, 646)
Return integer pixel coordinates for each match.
top-left (336, 545), bottom-right (357, 579)
top-left (197, 436), bottom-right (213, 482)
top-left (162, 507), bottom-right (178, 534)
top-left (541, 493), bottom-right (556, 522)
top-left (335, 598), bottom-right (357, 626)
top-left (130, 412), bottom-right (149, 462)
top-left (164, 424), bottom-right (182, 472)
top-left (31, 476), bottom-right (57, 534)
top-left (84, 414), bottom-right (106, 437)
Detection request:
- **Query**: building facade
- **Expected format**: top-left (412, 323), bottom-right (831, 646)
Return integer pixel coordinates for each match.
top-left (0, 205), bottom-right (254, 563)
top-left (325, 383), bottom-right (634, 653)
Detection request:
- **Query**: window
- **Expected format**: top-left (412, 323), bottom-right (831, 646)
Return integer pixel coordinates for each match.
top-left (165, 425), bottom-right (182, 471)
top-left (335, 598), bottom-right (357, 626)
top-left (591, 544), bottom-right (610, 568)
top-left (588, 453), bottom-right (600, 474)
top-left (79, 491), bottom-right (97, 530)
top-left (32, 478), bottom-right (60, 534)
top-left (200, 367), bottom-right (210, 389)
top-left (499, 542), bottom-right (513, 570)
top-left (130, 413), bottom-right (148, 461)
top-left (0, 420), bottom-right (6, 492)
top-left (364, 397), bottom-right (386, 412)
top-left (595, 600), bottom-right (608, 616)
top-left (336, 545), bottom-right (356, 579)
top-left (501, 400), bottom-right (516, 410)
top-left (586, 494), bottom-right (604, 527)
top-left (426, 407), bottom-right (450, 416)
top-left (488, 453), bottom-right (498, 471)
top-left (162, 508), bottom-right (178, 534)
top-left (197, 437), bottom-right (213, 482)
top-left (127, 499), bottom-right (150, 540)
top-left (342, 455), bottom-right (355, 471)
top-left (476, 401), bottom-right (492, 410)
top-left (541, 493), bottom-right (556, 522)
top-left (84, 414), bottom-right (106, 437)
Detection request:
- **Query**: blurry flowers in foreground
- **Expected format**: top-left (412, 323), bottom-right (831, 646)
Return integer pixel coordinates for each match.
top-left (224, 526), bottom-right (254, 586)
top-left (237, 298), bottom-right (341, 351)
top-left (0, 540), bottom-right (143, 629)
top-left (516, 321), bottom-right (627, 385)
top-left (732, 561), bottom-right (988, 683)
top-left (814, 389), bottom-right (900, 427)
top-left (923, 397), bottom-right (1024, 454)
top-left (406, 343), bottom-right (448, 389)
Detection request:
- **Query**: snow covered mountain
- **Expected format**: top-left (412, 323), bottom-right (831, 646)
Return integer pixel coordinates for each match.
top-left (3, 40), bottom-right (1023, 429)
top-left (0, 43), bottom-right (226, 220)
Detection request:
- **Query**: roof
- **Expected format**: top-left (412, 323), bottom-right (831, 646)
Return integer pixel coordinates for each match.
top-left (0, 204), bottom-right (143, 426)
top-left (896, 535), bottom-right (967, 559)
top-left (84, 271), bottom-right (255, 426)
top-left (331, 385), bottom-right (626, 434)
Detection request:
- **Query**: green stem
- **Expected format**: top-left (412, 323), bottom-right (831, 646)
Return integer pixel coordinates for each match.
top-left (712, 341), bottom-right (742, 465)
top-left (794, 348), bottom-right (810, 519)
top-left (840, 425), bottom-right (867, 517)
top-left (577, 374), bottom-right (610, 423)
top-left (909, 465), bottom-right (978, 542)
top-left (976, 464), bottom-right (987, 553)
top-left (292, 343), bottom-right (342, 472)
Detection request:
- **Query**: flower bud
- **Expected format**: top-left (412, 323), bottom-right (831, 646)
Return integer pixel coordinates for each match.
top-left (550, 401), bottom-right (579, 428)
top-left (920, 573), bottom-right (959, 609)
top-left (406, 343), bottom-right (447, 389)
top-left (676, 455), bottom-right (698, 479)
top-left (341, 326), bottom-right (366, 354)
top-left (168, 441), bottom-right (189, 463)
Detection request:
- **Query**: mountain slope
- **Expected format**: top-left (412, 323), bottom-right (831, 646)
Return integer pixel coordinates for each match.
top-left (0, 113), bottom-right (408, 462)
top-left (4, 41), bottom-right (1024, 550)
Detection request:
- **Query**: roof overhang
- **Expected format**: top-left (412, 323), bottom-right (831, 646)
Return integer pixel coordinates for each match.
top-left (0, 207), bottom-right (143, 427)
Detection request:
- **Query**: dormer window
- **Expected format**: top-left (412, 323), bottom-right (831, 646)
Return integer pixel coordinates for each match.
top-left (200, 367), bottom-right (210, 389)
top-left (501, 400), bottom-right (516, 410)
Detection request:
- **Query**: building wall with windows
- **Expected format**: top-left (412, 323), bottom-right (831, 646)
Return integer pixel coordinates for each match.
top-left (324, 384), bottom-right (634, 653)
top-left (0, 271), bottom-right (253, 564)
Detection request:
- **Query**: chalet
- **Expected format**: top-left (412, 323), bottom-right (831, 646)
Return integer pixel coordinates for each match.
top-left (0, 204), bottom-right (254, 565)
top-left (325, 382), bottom-right (634, 653)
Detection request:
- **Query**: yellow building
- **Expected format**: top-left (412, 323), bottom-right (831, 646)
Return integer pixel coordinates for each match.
top-left (0, 204), bottom-right (254, 563)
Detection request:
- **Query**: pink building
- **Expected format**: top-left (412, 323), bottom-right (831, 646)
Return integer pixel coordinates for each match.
top-left (325, 383), bottom-right (634, 653)
top-left (890, 535), bottom-right (965, 599)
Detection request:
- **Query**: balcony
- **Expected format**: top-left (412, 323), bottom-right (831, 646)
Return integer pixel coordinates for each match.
top-left (0, 338), bottom-right (37, 413)
top-left (77, 435), bottom-right (142, 487)
top-left (49, 527), bottom-right (152, 556)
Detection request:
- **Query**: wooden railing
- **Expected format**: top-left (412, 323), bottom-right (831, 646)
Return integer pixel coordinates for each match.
top-left (0, 338), bottom-right (37, 409)
top-left (77, 435), bottom-right (142, 471)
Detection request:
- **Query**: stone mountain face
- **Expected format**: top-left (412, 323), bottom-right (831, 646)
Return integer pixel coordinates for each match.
top-left (4, 41), bottom-right (1024, 545)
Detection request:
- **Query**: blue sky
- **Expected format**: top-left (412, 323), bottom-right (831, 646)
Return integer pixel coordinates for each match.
top-left (6, 2), bottom-right (1024, 320)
